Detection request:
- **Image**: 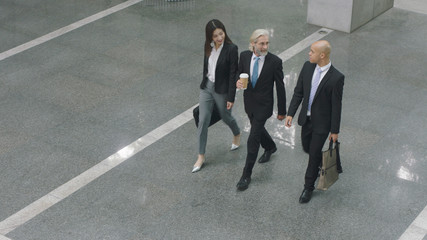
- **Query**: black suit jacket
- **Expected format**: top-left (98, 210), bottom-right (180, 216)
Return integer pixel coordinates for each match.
top-left (287, 61), bottom-right (344, 134)
top-left (200, 42), bottom-right (238, 103)
top-left (238, 50), bottom-right (286, 120)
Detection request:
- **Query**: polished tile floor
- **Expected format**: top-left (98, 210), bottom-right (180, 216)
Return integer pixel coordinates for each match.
top-left (0, 0), bottom-right (426, 239)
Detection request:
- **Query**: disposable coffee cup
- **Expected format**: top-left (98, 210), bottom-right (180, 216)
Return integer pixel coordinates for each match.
top-left (239, 73), bottom-right (249, 89)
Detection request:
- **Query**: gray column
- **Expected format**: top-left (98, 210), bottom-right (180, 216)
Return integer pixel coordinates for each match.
top-left (307, 0), bottom-right (394, 33)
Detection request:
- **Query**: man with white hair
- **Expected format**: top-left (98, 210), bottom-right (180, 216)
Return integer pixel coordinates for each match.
top-left (235, 29), bottom-right (286, 191)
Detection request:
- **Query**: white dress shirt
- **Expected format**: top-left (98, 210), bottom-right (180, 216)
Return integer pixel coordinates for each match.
top-left (207, 43), bottom-right (224, 83)
top-left (250, 53), bottom-right (265, 79)
top-left (307, 61), bottom-right (332, 116)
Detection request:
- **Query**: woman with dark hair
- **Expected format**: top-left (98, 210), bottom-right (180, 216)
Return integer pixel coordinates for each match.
top-left (192, 19), bottom-right (241, 173)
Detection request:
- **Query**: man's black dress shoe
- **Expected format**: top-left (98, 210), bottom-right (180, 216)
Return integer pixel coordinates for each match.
top-left (236, 176), bottom-right (251, 191)
top-left (258, 147), bottom-right (277, 163)
top-left (299, 189), bottom-right (313, 203)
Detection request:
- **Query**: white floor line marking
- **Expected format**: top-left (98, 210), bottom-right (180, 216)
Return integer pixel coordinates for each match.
top-left (2, 21), bottom-right (423, 239)
top-left (277, 27), bottom-right (333, 62)
top-left (0, 105), bottom-right (198, 235)
top-left (0, 234), bottom-right (12, 240)
top-left (0, 0), bottom-right (423, 234)
top-left (0, 28), bottom-right (332, 235)
top-left (0, 17), bottom-right (423, 238)
top-left (0, 0), bottom-right (143, 62)
top-left (0, 27), bottom-right (328, 236)
top-left (282, 27), bottom-right (426, 240)
top-left (399, 205), bottom-right (427, 240)
top-left (0, 27), bottom-right (333, 235)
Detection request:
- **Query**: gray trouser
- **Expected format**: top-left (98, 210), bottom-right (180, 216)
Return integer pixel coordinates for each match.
top-left (198, 80), bottom-right (240, 155)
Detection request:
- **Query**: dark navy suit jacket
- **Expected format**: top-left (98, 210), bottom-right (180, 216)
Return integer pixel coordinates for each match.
top-left (238, 50), bottom-right (286, 120)
top-left (200, 42), bottom-right (238, 103)
top-left (287, 61), bottom-right (344, 134)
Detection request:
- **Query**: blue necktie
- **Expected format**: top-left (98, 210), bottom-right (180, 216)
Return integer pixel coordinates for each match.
top-left (308, 67), bottom-right (322, 112)
top-left (252, 57), bottom-right (260, 88)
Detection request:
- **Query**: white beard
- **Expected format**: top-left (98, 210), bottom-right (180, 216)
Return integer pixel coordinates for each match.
top-left (254, 47), bottom-right (268, 56)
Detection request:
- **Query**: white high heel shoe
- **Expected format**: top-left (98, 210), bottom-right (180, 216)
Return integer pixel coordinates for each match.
top-left (192, 159), bottom-right (204, 173)
top-left (192, 165), bottom-right (202, 173)
top-left (230, 144), bottom-right (240, 151)
top-left (231, 134), bottom-right (241, 151)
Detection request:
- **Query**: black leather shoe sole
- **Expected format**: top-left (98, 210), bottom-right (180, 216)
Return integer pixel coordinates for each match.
top-left (258, 147), bottom-right (277, 163)
top-left (236, 177), bottom-right (251, 191)
top-left (299, 189), bottom-right (313, 203)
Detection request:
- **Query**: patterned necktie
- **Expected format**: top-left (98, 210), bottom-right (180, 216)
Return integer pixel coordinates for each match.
top-left (252, 57), bottom-right (260, 88)
top-left (308, 67), bottom-right (323, 112)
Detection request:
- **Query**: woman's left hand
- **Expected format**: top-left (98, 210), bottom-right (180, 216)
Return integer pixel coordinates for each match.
top-left (227, 101), bottom-right (234, 110)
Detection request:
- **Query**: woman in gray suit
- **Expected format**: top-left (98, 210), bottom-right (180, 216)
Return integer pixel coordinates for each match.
top-left (192, 19), bottom-right (241, 173)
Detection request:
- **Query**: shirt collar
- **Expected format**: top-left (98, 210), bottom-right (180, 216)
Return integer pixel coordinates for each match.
top-left (317, 61), bottom-right (331, 73)
top-left (212, 43), bottom-right (224, 52)
top-left (252, 53), bottom-right (266, 61)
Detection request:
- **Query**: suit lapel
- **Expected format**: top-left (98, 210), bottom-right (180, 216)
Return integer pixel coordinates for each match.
top-left (313, 65), bottom-right (334, 100)
top-left (245, 51), bottom-right (252, 72)
top-left (258, 53), bottom-right (268, 80)
top-left (216, 43), bottom-right (227, 68)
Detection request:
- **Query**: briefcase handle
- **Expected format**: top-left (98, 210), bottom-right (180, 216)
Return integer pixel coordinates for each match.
top-left (328, 139), bottom-right (340, 157)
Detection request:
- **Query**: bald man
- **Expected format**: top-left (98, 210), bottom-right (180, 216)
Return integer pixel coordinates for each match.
top-left (285, 40), bottom-right (344, 203)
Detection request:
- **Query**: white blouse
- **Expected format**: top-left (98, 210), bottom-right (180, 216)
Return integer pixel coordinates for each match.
top-left (207, 43), bottom-right (224, 83)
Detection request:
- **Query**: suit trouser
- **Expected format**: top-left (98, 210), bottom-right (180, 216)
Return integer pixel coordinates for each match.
top-left (243, 114), bottom-right (276, 177)
top-left (301, 118), bottom-right (329, 190)
top-left (197, 80), bottom-right (240, 155)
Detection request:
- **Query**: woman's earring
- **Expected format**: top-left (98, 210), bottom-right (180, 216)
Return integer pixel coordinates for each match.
top-left (210, 41), bottom-right (214, 47)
